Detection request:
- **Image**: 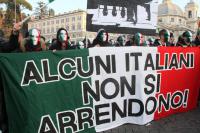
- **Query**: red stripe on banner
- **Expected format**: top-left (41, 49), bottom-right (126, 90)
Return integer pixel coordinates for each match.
top-left (154, 47), bottom-right (200, 120)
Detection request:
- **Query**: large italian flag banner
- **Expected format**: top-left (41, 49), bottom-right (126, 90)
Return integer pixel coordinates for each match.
top-left (0, 47), bottom-right (200, 133)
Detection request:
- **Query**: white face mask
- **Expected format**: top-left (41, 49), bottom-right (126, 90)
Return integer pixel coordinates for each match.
top-left (30, 29), bottom-right (40, 46)
top-left (59, 30), bottom-right (67, 42)
top-left (103, 33), bottom-right (107, 42)
top-left (79, 41), bottom-right (84, 49)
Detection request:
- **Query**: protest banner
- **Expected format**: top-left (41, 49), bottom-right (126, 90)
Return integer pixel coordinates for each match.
top-left (0, 47), bottom-right (200, 133)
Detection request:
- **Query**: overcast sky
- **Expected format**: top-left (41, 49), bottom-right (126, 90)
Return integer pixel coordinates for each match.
top-left (1, 0), bottom-right (200, 15)
top-left (25, 0), bottom-right (200, 15)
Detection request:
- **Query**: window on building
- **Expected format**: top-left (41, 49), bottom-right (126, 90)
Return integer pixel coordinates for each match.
top-left (47, 21), bottom-right (50, 25)
top-left (66, 25), bottom-right (69, 30)
top-left (51, 21), bottom-right (54, 24)
top-left (43, 22), bottom-right (46, 26)
top-left (77, 16), bottom-right (81, 21)
top-left (72, 24), bottom-right (75, 31)
top-left (51, 27), bottom-right (54, 33)
top-left (61, 19), bottom-right (64, 23)
top-left (77, 23), bottom-right (81, 30)
top-left (158, 19), bottom-right (162, 22)
top-left (72, 17), bottom-right (75, 21)
top-left (179, 19), bottom-right (182, 23)
top-left (171, 18), bottom-right (174, 22)
top-left (43, 28), bottom-right (45, 34)
top-left (72, 34), bottom-right (76, 38)
top-left (56, 27), bottom-right (59, 31)
top-left (47, 28), bottom-right (50, 33)
top-left (188, 11), bottom-right (192, 18)
top-left (56, 20), bottom-right (59, 24)
top-left (66, 18), bottom-right (69, 22)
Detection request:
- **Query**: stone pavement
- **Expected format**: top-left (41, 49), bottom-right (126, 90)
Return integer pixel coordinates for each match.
top-left (99, 102), bottom-right (200, 133)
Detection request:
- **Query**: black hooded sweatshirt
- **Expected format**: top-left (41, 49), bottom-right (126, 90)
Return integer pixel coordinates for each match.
top-left (92, 29), bottom-right (111, 47)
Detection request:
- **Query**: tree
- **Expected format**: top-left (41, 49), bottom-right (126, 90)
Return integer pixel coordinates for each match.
top-left (0, 0), bottom-right (32, 22)
top-left (35, 1), bottom-right (49, 19)
top-left (49, 8), bottom-right (55, 17)
top-left (0, 0), bottom-right (32, 37)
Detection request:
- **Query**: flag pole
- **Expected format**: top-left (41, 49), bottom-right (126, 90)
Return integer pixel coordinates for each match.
top-left (19, 0), bottom-right (55, 25)
top-left (14, 0), bottom-right (16, 23)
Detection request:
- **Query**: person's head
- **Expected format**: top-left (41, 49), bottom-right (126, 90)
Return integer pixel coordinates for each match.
top-left (117, 35), bottom-right (126, 46)
top-left (109, 39), bottom-right (115, 46)
top-left (97, 28), bottom-right (108, 42)
top-left (147, 38), bottom-right (154, 46)
top-left (134, 32), bottom-right (143, 46)
top-left (28, 28), bottom-right (40, 46)
top-left (57, 28), bottom-right (68, 43)
top-left (170, 32), bottom-right (175, 43)
top-left (77, 41), bottom-right (85, 49)
top-left (159, 29), bottom-right (170, 43)
top-left (182, 31), bottom-right (192, 44)
top-left (196, 30), bottom-right (200, 40)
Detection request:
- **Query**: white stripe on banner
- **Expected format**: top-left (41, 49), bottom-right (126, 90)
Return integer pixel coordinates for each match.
top-left (89, 47), bottom-right (158, 132)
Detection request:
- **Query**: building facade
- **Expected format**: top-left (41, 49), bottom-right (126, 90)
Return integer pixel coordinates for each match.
top-left (28, 9), bottom-right (96, 44)
top-left (157, 0), bottom-right (200, 38)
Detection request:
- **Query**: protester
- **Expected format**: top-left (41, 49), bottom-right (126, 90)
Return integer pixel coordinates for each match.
top-left (180, 31), bottom-right (193, 47)
top-left (76, 41), bottom-right (85, 49)
top-left (0, 23), bottom-right (22, 53)
top-left (92, 28), bottom-right (111, 47)
top-left (82, 37), bottom-right (92, 48)
top-left (125, 35), bottom-right (134, 46)
top-left (193, 30), bottom-right (200, 46)
top-left (146, 37), bottom-right (155, 46)
top-left (115, 35), bottom-right (126, 47)
top-left (109, 39), bottom-right (116, 47)
top-left (133, 32), bottom-right (146, 46)
top-left (154, 29), bottom-right (171, 46)
top-left (49, 28), bottom-right (75, 51)
top-left (20, 28), bottom-right (46, 52)
top-left (170, 32), bottom-right (176, 46)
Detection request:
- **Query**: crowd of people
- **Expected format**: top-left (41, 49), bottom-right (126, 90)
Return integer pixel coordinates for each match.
top-left (0, 23), bottom-right (200, 53)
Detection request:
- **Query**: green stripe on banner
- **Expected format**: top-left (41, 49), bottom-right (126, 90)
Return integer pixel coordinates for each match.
top-left (0, 50), bottom-right (95, 133)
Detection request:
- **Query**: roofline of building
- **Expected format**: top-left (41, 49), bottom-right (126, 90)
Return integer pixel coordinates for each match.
top-left (31, 9), bottom-right (86, 22)
top-left (158, 14), bottom-right (187, 19)
top-left (158, 23), bottom-right (195, 33)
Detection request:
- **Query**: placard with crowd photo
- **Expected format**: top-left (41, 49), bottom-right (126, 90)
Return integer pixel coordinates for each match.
top-left (87, 0), bottom-right (158, 35)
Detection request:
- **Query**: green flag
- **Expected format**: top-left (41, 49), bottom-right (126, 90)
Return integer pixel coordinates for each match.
top-left (49, 0), bottom-right (55, 3)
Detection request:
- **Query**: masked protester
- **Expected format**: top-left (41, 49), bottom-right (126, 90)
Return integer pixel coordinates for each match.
top-left (133, 33), bottom-right (146, 46)
top-left (154, 29), bottom-right (171, 46)
top-left (20, 28), bottom-right (46, 52)
top-left (115, 35), bottom-right (126, 47)
top-left (176, 35), bottom-right (184, 47)
top-left (92, 29), bottom-right (110, 47)
top-left (147, 38), bottom-right (155, 47)
top-left (170, 32), bottom-right (175, 46)
top-left (49, 28), bottom-right (74, 51)
top-left (82, 37), bottom-right (92, 48)
top-left (181, 31), bottom-right (193, 47)
top-left (193, 30), bottom-right (200, 46)
top-left (125, 35), bottom-right (134, 46)
top-left (76, 41), bottom-right (85, 49)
